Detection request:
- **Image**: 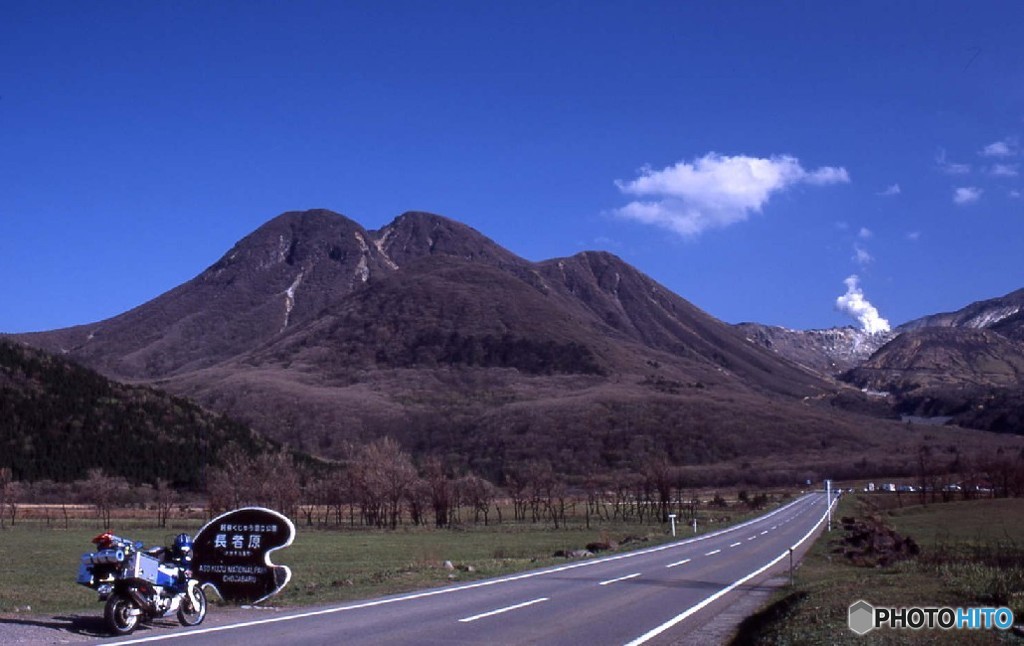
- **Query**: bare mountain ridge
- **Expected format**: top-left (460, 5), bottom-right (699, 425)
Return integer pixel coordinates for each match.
top-left (737, 287), bottom-right (1024, 379)
top-left (837, 293), bottom-right (1024, 433)
top-left (841, 328), bottom-right (1024, 433)
top-left (897, 288), bottom-right (1024, 333)
top-left (734, 324), bottom-right (893, 376)
top-left (737, 287), bottom-right (1024, 434)
top-left (18, 209), bottom-right (1008, 481)
top-left (844, 328), bottom-right (1024, 393)
top-left (21, 210), bottom-right (392, 378)
top-left (22, 209), bottom-right (827, 397)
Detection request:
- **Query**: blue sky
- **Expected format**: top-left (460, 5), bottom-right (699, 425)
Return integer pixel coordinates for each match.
top-left (2, 1), bottom-right (1022, 334)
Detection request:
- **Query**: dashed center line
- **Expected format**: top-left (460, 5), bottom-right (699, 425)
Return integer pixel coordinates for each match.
top-left (458, 598), bottom-right (549, 623)
top-left (705, 549), bottom-right (721, 556)
top-left (599, 573), bottom-right (642, 586)
top-left (760, 530), bottom-right (769, 535)
top-left (747, 536), bottom-right (757, 541)
top-left (665, 558), bottom-right (691, 569)
top-left (729, 542), bottom-right (742, 548)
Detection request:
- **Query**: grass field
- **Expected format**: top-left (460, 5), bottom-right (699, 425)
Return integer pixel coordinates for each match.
top-left (732, 494), bottom-right (1024, 645)
top-left (0, 499), bottom-right (782, 617)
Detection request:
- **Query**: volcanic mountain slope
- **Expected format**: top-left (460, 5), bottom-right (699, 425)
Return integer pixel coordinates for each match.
top-left (20, 210), bottom-right (400, 379)
top-left (20, 209), bottom-right (829, 397)
top-left (738, 287), bottom-right (1024, 382)
top-left (897, 287), bottom-right (1024, 333)
top-left (844, 328), bottom-right (1024, 392)
top-left (18, 209), bottom-right (1015, 481)
top-left (734, 324), bottom-right (893, 376)
top-left (841, 328), bottom-right (1024, 433)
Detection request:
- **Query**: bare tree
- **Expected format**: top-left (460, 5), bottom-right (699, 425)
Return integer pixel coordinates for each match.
top-left (205, 446), bottom-right (255, 513)
top-left (0, 468), bottom-right (17, 528)
top-left (154, 478), bottom-right (176, 528)
top-left (422, 457), bottom-right (453, 528)
top-left (252, 452), bottom-right (301, 517)
top-left (84, 468), bottom-right (117, 527)
top-left (350, 438), bottom-right (418, 529)
top-left (203, 447), bottom-right (302, 518)
top-left (504, 467), bottom-right (530, 522)
top-left (323, 469), bottom-right (350, 526)
top-left (644, 458), bottom-right (674, 523)
top-left (460, 474), bottom-right (497, 525)
top-left (300, 472), bottom-right (330, 527)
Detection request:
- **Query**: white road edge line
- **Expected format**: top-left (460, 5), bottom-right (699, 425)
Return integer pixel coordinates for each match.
top-left (665, 558), bottom-right (691, 569)
top-left (704, 549), bottom-right (721, 556)
top-left (107, 496), bottom-right (818, 644)
top-left (624, 494), bottom-right (839, 646)
top-left (458, 597), bottom-right (549, 623)
top-left (599, 572), bottom-right (641, 586)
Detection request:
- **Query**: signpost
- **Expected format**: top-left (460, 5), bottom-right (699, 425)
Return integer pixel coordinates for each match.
top-left (826, 479), bottom-right (832, 532)
top-left (192, 507), bottom-right (295, 604)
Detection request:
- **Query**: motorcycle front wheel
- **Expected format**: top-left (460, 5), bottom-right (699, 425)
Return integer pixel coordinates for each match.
top-left (177, 585), bottom-right (207, 626)
top-left (104, 593), bottom-right (140, 635)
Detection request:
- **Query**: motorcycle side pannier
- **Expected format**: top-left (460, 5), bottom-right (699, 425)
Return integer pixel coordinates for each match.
top-left (127, 552), bottom-right (177, 586)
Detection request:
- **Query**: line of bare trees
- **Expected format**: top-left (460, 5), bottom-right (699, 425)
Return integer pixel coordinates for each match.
top-left (205, 439), bottom-right (772, 529)
top-left (3, 441), bottom-right (1024, 530)
top-left (0, 466), bottom-right (187, 528)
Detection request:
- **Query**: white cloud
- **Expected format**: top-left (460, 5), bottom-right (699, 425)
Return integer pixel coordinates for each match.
top-left (1010, 190), bottom-right (1022, 199)
top-left (980, 138), bottom-right (1017, 158)
top-left (906, 231), bottom-right (921, 241)
top-left (613, 153), bottom-right (849, 236)
top-left (936, 149), bottom-right (971, 175)
top-left (953, 186), bottom-right (983, 205)
top-left (878, 183), bottom-right (901, 196)
top-left (852, 244), bottom-right (874, 267)
top-left (858, 227), bottom-right (873, 239)
top-left (835, 275), bottom-right (890, 334)
top-left (991, 163), bottom-right (1019, 177)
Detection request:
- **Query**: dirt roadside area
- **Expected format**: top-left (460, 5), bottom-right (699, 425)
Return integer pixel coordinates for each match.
top-left (0, 604), bottom-right (286, 644)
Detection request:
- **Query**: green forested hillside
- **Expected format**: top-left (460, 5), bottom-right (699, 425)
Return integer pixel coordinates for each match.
top-left (0, 339), bottom-right (274, 487)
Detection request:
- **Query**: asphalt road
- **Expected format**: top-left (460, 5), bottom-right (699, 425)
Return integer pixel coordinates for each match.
top-left (101, 492), bottom-right (835, 646)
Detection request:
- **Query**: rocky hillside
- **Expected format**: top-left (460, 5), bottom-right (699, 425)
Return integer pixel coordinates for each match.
top-left (841, 328), bottom-right (1024, 433)
top-left (897, 288), bottom-right (1024, 333)
top-left (735, 285), bottom-right (1024, 435)
top-left (734, 324), bottom-right (893, 376)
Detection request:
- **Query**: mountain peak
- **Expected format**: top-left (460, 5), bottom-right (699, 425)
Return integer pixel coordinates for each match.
top-left (371, 211), bottom-right (523, 268)
top-left (205, 208), bottom-right (365, 276)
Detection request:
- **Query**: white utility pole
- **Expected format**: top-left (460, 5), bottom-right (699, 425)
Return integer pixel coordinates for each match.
top-left (826, 479), bottom-right (832, 532)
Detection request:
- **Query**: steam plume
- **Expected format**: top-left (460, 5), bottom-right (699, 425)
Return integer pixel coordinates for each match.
top-left (835, 275), bottom-right (890, 334)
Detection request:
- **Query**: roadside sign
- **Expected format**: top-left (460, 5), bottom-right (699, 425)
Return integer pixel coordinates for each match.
top-left (192, 507), bottom-right (295, 604)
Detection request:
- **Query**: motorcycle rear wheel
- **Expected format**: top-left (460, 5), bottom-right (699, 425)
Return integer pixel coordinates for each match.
top-left (177, 585), bottom-right (207, 626)
top-left (104, 593), bottom-right (140, 635)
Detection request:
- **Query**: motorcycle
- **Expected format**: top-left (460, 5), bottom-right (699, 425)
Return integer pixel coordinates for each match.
top-left (76, 531), bottom-right (208, 635)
